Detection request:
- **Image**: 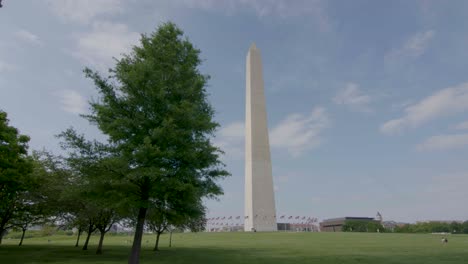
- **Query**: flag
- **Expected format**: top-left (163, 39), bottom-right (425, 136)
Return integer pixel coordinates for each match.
top-left (280, 215), bottom-right (285, 219)
top-left (216, 217), bottom-right (220, 220)
top-left (228, 216), bottom-right (232, 220)
top-left (302, 216), bottom-right (306, 220)
top-left (245, 216), bottom-right (249, 219)
top-left (236, 216), bottom-right (241, 219)
top-left (288, 216), bottom-right (293, 219)
top-left (295, 216), bottom-right (300, 219)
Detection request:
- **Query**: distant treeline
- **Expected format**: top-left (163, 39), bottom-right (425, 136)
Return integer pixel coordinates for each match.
top-left (394, 221), bottom-right (468, 234)
top-left (341, 220), bottom-right (468, 234)
top-left (342, 220), bottom-right (385, 233)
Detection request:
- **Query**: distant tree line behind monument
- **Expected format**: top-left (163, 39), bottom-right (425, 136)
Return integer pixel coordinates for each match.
top-left (393, 221), bottom-right (468, 234)
top-left (340, 220), bottom-right (468, 234)
top-left (0, 22), bottom-right (229, 264)
top-left (342, 220), bottom-right (385, 233)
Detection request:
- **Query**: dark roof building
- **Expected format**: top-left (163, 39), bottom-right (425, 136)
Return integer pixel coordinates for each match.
top-left (320, 217), bottom-right (375, 232)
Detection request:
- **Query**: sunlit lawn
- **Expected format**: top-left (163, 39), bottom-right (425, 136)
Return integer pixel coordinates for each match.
top-left (1, 232), bottom-right (468, 263)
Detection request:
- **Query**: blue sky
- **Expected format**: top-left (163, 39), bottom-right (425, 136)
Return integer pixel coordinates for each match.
top-left (1, 0), bottom-right (468, 223)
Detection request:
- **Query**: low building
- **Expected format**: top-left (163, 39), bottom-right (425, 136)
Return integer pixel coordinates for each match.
top-left (277, 223), bottom-right (319, 232)
top-left (320, 217), bottom-right (375, 232)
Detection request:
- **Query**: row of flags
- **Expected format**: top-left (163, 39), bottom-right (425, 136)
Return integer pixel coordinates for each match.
top-left (207, 222), bottom-right (314, 226)
top-left (205, 216), bottom-right (318, 222)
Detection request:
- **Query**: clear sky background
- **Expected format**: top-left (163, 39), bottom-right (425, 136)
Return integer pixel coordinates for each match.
top-left (1, 0), bottom-right (468, 223)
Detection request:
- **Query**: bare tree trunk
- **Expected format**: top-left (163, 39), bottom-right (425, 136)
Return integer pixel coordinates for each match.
top-left (75, 228), bottom-right (83, 247)
top-left (18, 228), bottom-right (26, 246)
top-left (128, 207), bottom-right (147, 264)
top-left (96, 230), bottom-right (106, 255)
top-left (153, 231), bottom-right (162, 251)
top-left (82, 224), bottom-right (94, 250)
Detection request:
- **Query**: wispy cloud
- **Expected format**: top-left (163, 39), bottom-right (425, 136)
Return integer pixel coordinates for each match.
top-left (385, 30), bottom-right (435, 62)
top-left (55, 90), bottom-right (87, 114)
top-left (455, 121), bottom-right (468, 130)
top-left (15, 29), bottom-right (43, 46)
top-left (333, 83), bottom-right (372, 112)
top-left (270, 107), bottom-right (330, 157)
top-left (0, 61), bottom-right (16, 73)
top-left (417, 133), bottom-right (468, 151)
top-left (72, 22), bottom-right (139, 71)
top-left (170, 0), bottom-right (331, 31)
top-left (215, 107), bottom-right (330, 159)
top-left (381, 82), bottom-right (468, 134)
top-left (214, 121), bottom-right (245, 159)
top-left (45, 0), bottom-right (124, 24)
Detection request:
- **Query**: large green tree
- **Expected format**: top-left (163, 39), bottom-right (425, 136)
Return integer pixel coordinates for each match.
top-left (83, 22), bottom-right (229, 263)
top-left (0, 110), bottom-right (33, 244)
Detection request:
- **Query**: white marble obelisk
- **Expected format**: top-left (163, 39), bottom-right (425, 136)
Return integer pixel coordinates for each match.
top-left (244, 43), bottom-right (277, 232)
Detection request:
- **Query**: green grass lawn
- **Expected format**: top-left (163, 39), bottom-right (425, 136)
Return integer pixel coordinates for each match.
top-left (1, 232), bottom-right (468, 263)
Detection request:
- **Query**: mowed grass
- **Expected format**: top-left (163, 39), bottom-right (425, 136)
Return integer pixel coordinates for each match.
top-left (1, 232), bottom-right (468, 263)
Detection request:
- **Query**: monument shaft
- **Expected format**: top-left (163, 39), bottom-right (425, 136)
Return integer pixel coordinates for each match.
top-left (244, 44), bottom-right (277, 232)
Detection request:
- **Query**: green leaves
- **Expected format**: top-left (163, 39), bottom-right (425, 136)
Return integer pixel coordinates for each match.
top-left (0, 110), bottom-right (34, 242)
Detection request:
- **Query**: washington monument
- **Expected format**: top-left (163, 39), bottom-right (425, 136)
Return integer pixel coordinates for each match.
top-left (244, 43), bottom-right (277, 232)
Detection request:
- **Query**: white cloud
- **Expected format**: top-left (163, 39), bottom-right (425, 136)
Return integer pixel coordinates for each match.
top-left (45, 0), bottom-right (124, 24)
top-left (72, 22), bottom-right (139, 71)
top-left (171, 0), bottom-right (331, 31)
top-left (455, 121), bottom-right (468, 130)
top-left (385, 30), bottom-right (435, 62)
top-left (417, 134), bottom-right (468, 151)
top-left (15, 30), bottom-right (42, 46)
top-left (214, 121), bottom-right (245, 159)
top-left (0, 61), bottom-right (15, 73)
top-left (333, 83), bottom-right (372, 112)
top-left (215, 108), bottom-right (330, 159)
top-left (270, 107), bottom-right (330, 157)
top-left (55, 90), bottom-right (87, 114)
top-left (381, 82), bottom-right (468, 134)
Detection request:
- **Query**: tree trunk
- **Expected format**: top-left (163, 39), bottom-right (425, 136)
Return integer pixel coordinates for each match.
top-left (18, 228), bottom-right (26, 246)
top-left (128, 207), bottom-right (147, 264)
top-left (96, 230), bottom-right (106, 255)
top-left (75, 228), bottom-right (83, 247)
top-left (169, 231), bottom-right (172, 248)
top-left (0, 229), bottom-right (4, 245)
top-left (153, 231), bottom-right (162, 251)
top-left (0, 222), bottom-right (7, 245)
top-left (82, 224), bottom-right (94, 250)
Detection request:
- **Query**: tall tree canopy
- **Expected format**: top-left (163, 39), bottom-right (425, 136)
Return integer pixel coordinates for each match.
top-left (83, 22), bottom-right (229, 264)
top-left (0, 110), bottom-right (33, 244)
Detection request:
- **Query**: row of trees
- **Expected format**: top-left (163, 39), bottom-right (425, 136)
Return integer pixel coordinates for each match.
top-left (341, 220), bottom-right (385, 232)
top-left (0, 22), bottom-right (229, 264)
top-left (394, 221), bottom-right (468, 234)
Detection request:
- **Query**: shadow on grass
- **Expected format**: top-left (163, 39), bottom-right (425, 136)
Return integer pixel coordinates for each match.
top-left (1, 244), bottom-right (467, 264)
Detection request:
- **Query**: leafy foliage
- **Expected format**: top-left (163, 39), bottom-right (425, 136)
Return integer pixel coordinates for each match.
top-left (0, 110), bottom-right (34, 243)
top-left (342, 220), bottom-right (385, 232)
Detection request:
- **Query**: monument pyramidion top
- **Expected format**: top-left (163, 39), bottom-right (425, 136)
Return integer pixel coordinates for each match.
top-left (249, 42), bottom-right (257, 51)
